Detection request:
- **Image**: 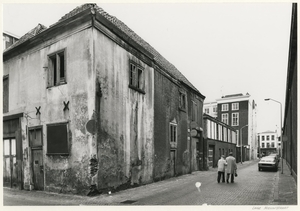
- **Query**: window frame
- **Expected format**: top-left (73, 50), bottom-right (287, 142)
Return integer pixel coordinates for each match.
top-left (221, 104), bottom-right (228, 111)
top-left (221, 113), bottom-right (228, 125)
top-left (28, 126), bottom-right (43, 149)
top-left (232, 103), bottom-right (239, 110)
top-left (179, 91), bottom-right (187, 112)
top-left (47, 49), bottom-right (67, 88)
top-left (46, 122), bottom-right (69, 156)
top-left (129, 61), bottom-right (145, 94)
top-left (232, 113), bottom-right (239, 126)
top-left (3, 75), bottom-right (9, 113)
top-left (170, 123), bottom-right (177, 143)
top-left (204, 108), bottom-right (209, 114)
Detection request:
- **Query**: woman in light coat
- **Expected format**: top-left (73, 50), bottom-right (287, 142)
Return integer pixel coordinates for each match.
top-left (217, 155), bottom-right (227, 183)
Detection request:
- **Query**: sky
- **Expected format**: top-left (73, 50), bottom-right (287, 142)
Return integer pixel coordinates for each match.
top-left (2, 1), bottom-right (294, 134)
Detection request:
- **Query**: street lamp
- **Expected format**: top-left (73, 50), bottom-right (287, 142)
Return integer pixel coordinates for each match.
top-left (240, 125), bottom-right (248, 164)
top-left (265, 98), bottom-right (283, 174)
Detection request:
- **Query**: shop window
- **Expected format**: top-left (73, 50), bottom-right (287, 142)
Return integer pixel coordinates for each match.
top-left (47, 123), bottom-right (69, 155)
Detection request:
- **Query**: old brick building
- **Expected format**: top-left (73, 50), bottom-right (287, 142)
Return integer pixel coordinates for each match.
top-left (3, 4), bottom-right (205, 194)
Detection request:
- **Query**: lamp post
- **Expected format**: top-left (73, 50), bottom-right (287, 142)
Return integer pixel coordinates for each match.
top-left (265, 98), bottom-right (283, 174)
top-left (240, 125), bottom-right (248, 164)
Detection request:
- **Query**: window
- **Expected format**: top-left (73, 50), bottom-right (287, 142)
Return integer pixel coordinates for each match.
top-left (204, 108), bottom-right (209, 114)
top-left (271, 135), bottom-right (275, 140)
top-left (47, 123), bottom-right (69, 155)
top-left (262, 143), bottom-right (265, 148)
top-left (48, 50), bottom-right (66, 87)
top-left (262, 136), bottom-right (265, 141)
top-left (267, 143), bottom-right (270, 148)
top-left (192, 101), bottom-right (197, 121)
top-left (221, 104), bottom-right (228, 111)
top-left (267, 135), bottom-right (270, 141)
top-left (213, 106), bottom-right (217, 112)
top-left (179, 91), bottom-right (187, 111)
top-left (29, 127), bottom-right (43, 148)
top-left (232, 113), bottom-right (239, 126)
top-left (221, 113), bottom-right (228, 124)
top-left (271, 142), bottom-right (275, 148)
top-left (170, 123), bottom-right (177, 143)
top-left (129, 62), bottom-right (144, 93)
top-left (232, 103), bottom-right (239, 110)
top-left (3, 75), bottom-right (9, 113)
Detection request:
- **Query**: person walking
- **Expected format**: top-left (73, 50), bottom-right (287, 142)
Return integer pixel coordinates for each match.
top-left (217, 155), bottom-right (227, 183)
top-left (226, 152), bottom-right (237, 183)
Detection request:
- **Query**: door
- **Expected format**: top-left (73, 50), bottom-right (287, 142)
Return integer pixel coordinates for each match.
top-left (29, 127), bottom-right (44, 190)
top-left (3, 138), bottom-right (17, 188)
top-left (32, 149), bottom-right (44, 190)
top-left (170, 150), bottom-right (176, 177)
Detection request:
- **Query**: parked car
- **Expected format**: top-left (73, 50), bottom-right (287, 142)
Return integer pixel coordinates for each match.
top-left (258, 156), bottom-right (278, 171)
top-left (268, 153), bottom-right (280, 164)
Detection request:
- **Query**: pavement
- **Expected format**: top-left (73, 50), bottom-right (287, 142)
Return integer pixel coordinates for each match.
top-left (271, 159), bottom-right (298, 205)
top-left (3, 158), bottom-right (297, 205)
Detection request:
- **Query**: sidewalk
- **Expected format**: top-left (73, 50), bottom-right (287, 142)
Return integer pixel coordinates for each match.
top-left (4, 159), bottom-right (297, 205)
top-left (272, 159), bottom-right (297, 205)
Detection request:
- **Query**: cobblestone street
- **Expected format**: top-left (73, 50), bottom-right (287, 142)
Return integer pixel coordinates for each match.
top-left (3, 159), bottom-right (297, 206)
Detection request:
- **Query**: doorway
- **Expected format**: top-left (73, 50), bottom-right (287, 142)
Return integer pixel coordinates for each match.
top-left (3, 138), bottom-right (17, 188)
top-left (29, 127), bottom-right (44, 190)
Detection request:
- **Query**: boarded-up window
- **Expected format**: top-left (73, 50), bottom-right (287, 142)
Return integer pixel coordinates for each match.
top-left (47, 123), bottom-right (68, 155)
top-left (29, 127), bottom-right (43, 147)
top-left (3, 75), bottom-right (9, 113)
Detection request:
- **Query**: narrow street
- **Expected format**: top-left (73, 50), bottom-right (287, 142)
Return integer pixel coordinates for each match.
top-left (4, 159), bottom-right (294, 206)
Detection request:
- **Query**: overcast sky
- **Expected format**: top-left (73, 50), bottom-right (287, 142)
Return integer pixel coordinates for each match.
top-left (2, 1), bottom-right (293, 134)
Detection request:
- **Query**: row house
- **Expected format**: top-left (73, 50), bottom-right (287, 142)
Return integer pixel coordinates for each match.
top-left (257, 131), bottom-right (279, 157)
top-left (2, 4), bottom-right (205, 195)
top-left (203, 114), bottom-right (237, 168)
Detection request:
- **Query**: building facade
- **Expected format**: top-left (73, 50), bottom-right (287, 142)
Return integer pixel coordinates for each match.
top-left (203, 114), bottom-right (237, 168)
top-left (3, 31), bottom-right (20, 50)
top-left (258, 131), bottom-right (279, 157)
top-left (3, 4), bottom-right (205, 195)
top-left (203, 101), bottom-right (217, 118)
top-left (282, 3), bottom-right (297, 182)
top-left (204, 93), bottom-right (258, 162)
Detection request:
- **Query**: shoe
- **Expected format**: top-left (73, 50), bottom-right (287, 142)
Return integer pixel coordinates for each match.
top-left (231, 181), bottom-right (234, 183)
top-left (226, 180), bottom-right (229, 183)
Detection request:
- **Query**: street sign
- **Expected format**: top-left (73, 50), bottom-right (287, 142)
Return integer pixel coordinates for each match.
top-left (86, 119), bottom-right (96, 135)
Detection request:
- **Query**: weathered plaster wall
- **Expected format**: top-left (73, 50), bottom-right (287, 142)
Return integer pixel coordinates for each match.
top-left (3, 28), bottom-right (96, 194)
top-left (94, 29), bottom-right (154, 190)
top-left (153, 70), bottom-right (190, 181)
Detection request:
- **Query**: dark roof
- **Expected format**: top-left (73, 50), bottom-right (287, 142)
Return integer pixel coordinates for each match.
top-left (4, 23), bottom-right (47, 51)
top-left (4, 4), bottom-right (204, 97)
top-left (223, 93), bottom-right (243, 98)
